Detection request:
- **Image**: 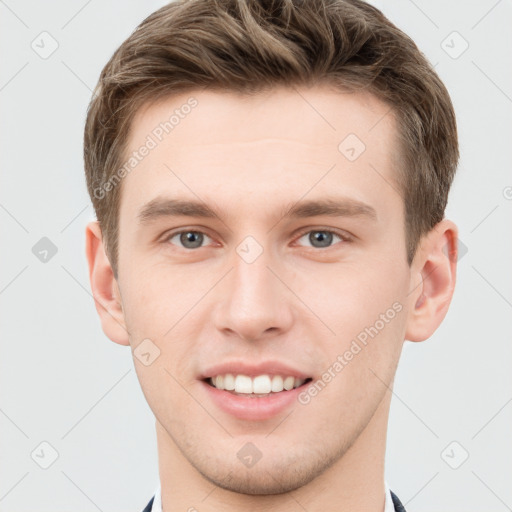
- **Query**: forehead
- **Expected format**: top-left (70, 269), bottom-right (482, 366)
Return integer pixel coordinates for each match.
top-left (129, 84), bottom-right (395, 149)
top-left (119, 85), bottom-right (400, 223)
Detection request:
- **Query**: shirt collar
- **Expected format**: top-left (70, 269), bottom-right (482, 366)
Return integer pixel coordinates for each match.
top-left (384, 480), bottom-right (395, 512)
top-left (151, 481), bottom-right (162, 512)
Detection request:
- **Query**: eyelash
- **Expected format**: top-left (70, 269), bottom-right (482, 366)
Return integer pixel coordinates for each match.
top-left (161, 227), bottom-right (352, 250)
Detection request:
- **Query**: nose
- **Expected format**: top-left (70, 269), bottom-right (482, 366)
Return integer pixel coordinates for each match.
top-left (212, 241), bottom-right (294, 342)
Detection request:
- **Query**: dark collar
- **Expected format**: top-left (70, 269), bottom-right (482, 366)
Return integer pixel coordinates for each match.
top-left (390, 490), bottom-right (407, 512)
top-left (141, 495), bottom-right (154, 512)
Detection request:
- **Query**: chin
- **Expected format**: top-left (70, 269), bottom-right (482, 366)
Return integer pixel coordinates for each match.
top-left (199, 464), bottom-right (313, 495)
top-left (192, 442), bottom-right (344, 496)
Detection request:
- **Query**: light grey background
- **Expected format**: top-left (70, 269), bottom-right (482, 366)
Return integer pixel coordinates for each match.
top-left (1, 1), bottom-right (511, 511)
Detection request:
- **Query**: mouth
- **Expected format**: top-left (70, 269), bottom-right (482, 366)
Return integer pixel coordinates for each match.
top-left (198, 361), bottom-right (315, 420)
top-left (203, 374), bottom-right (313, 398)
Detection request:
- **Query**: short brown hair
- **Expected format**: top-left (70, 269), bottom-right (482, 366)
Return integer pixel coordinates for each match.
top-left (84, 0), bottom-right (458, 277)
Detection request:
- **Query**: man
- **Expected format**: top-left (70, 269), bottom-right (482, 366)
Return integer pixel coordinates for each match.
top-left (83, 0), bottom-right (458, 510)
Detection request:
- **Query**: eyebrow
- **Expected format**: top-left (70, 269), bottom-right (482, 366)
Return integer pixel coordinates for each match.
top-left (137, 196), bottom-right (377, 224)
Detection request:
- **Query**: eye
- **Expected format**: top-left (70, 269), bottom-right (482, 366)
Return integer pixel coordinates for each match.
top-left (295, 229), bottom-right (348, 249)
top-left (165, 230), bottom-right (213, 249)
top-left (162, 228), bottom-right (350, 251)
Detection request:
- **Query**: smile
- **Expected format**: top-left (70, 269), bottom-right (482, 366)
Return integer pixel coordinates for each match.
top-left (206, 374), bottom-right (312, 396)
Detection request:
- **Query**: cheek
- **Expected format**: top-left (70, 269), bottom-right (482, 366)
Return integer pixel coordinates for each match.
top-left (120, 260), bottom-right (194, 333)
top-left (120, 261), bottom-right (215, 382)
top-left (294, 258), bottom-right (408, 395)
top-left (297, 257), bottom-right (407, 332)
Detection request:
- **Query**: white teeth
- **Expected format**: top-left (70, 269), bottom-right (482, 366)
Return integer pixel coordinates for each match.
top-left (283, 376), bottom-right (295, 390)
top-left (253, 375), bottom-right (272, 394)
top-left (209, 373), bottom-right (308, 394)
top-left (234, 375), bottom-right (253, 393)
top-left (294, 377), bottom-right (305, 388)
top-left (223, 373), bottom-right (235, 390)
top-left (271, 375), bottom-right (284, 392)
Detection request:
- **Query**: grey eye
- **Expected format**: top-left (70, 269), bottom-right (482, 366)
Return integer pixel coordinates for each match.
top-left (169, 231), bottom-right (211, 249)
top-left (297, 230), bottom-right (342, 248)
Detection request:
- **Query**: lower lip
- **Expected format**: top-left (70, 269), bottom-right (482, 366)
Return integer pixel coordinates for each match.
top-left (200, 380), bottom-right (308, 421)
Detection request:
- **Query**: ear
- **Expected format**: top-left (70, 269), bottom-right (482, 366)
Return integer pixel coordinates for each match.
top-left (404, 219), bottom-right (458, 342)
top-left (85, 221), bottom-right (130, 346)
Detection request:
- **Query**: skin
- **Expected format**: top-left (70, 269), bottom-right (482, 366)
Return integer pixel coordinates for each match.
top-left (86, 85), bottom-right (458, 512)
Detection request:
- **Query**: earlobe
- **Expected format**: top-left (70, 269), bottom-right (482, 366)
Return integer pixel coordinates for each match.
top-left (85, 221), bottom-right (130, 346)
top-left (405, 219), bottom-right (458, 342)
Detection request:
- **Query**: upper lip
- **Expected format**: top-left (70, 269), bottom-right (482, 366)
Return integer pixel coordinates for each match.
top-left (199, 360), bottom-right (311, 380)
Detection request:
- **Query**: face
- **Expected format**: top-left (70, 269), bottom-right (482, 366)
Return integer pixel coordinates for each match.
top-left (112, 86), bottom-right (416, 493)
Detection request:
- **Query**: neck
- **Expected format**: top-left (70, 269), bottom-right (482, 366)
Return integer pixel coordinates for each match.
top-left (157, 389), bottom-right (391, 512)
